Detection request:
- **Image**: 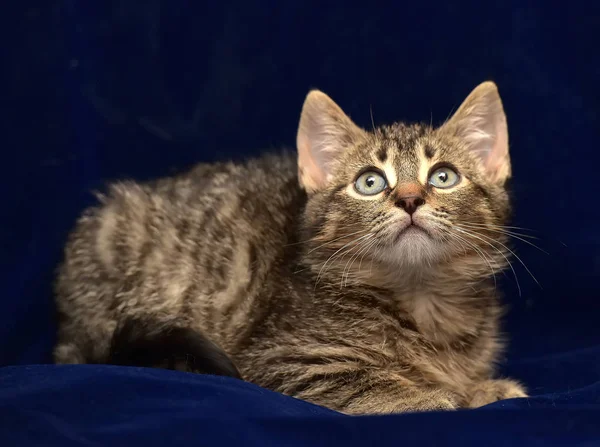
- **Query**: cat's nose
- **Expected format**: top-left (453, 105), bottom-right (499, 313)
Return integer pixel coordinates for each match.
top-left (396, 196), bottom-right (425, 215)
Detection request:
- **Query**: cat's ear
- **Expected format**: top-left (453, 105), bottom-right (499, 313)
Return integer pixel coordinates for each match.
top-left (297, 90), bottom-right (367, 193)
top-left (441, 82), bottom-right (510, 184)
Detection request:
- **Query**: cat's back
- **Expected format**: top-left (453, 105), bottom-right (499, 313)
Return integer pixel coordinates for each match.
top-left (55, 151), bottom-right (305, 361)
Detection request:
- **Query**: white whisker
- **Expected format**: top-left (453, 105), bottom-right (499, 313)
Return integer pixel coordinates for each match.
top-left (341, 235), bottom-right (375, 288)
top-left (454, 227), bottom-right (522, 296)
top-left (447, 231), bottom-right (499, 292)
top-left (344, 237), bottom-right (379, 287)
top-left (457, 227), bottom-right (542, 290)
top-left (456, 223), bottom-right (549, 254)
top-left (315, 233), bottom-right (373, 288)
top-left (307, 229), bottom-right (370, 255)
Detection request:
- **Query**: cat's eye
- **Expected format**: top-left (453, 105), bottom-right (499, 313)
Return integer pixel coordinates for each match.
top-left (429, 167), bottom-right (460, 189)
top-left (354, 171), bottom-right (388, 195)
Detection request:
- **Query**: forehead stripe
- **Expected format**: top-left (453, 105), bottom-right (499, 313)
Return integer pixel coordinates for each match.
top-left (376, 147), bottom-right (387, 162)
top-left (424, 144), bottom-right (436, 159)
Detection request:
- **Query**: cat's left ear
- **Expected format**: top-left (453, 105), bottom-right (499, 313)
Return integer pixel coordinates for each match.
top-left (440, 82), bottom-right (510, 184)
top-left (297, 90), bottom-right (367, 193)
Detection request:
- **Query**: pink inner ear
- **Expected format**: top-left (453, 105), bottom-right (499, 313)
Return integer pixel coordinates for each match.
top-left (442, 82), bottom-right (510, 183)
top-left (484, 120), bottom-right (510, 182)
top-left (297, 90), bottom-right (367, 192)
top-left (297, 133), bottom-right (327, 192)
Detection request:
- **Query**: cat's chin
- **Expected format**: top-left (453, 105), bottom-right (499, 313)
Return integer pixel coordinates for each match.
top-left (387, 226), bottom-right (442, 266)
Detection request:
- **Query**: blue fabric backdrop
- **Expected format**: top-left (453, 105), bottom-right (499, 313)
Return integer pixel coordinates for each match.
top-left (1, 1), bottom-right (599, 445)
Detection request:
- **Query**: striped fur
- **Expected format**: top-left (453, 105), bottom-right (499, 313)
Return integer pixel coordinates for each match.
top-left (54, 82), bottom-right (526, 414)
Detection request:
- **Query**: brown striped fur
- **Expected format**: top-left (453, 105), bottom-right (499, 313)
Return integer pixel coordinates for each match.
top-left (54, 82), bottom-right (527, 414)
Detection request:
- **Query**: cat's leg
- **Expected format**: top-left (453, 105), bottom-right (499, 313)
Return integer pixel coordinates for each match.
top-left (54, 342), bottom-right (86, 364)
top-left (266, 365), bottom-right (459, 414)
top-left (53, 319), bottom-right (115, 365)
top-left (465, 379), bottom-right (528, 408)
top-left (343, 386), bottom-right (459, 414)
top-left (54, 320), bottom-right (88, 364)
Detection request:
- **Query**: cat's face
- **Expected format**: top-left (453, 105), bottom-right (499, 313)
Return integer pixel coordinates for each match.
top-left (298, 82), bottom-right (512, 279)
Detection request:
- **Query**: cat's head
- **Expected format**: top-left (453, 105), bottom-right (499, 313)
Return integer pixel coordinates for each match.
top-left (297, 82), bottom-right (512, 283)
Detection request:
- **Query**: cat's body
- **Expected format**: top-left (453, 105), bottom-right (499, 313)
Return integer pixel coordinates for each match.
top-left (55, 82), bottom-right (527, 414)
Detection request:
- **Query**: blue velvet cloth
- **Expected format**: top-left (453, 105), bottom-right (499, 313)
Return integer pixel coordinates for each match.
top-left (2, 1), bottom-right (599, 445)
top-left (1, 365), bottom-right (599, 446)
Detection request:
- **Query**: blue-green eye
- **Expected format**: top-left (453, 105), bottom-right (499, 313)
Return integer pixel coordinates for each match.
top-left (429, 167), bottom-right (460, 189)
top-left (354, 171), bottom-right (387, 195)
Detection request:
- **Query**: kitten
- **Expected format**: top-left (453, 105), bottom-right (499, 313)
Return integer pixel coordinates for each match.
top-left (54, 81), bottom-right (527, 414)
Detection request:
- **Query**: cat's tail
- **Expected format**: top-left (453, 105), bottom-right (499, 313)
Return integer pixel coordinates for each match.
top-left (107, 317), bottom-right (242, 379)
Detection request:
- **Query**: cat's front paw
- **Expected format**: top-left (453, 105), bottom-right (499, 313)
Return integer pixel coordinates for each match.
top-left (466, 379), bottom-right (527, 408)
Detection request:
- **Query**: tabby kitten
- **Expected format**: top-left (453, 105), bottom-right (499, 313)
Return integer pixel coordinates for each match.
top-left (55, 81), bottom-right (527, 414)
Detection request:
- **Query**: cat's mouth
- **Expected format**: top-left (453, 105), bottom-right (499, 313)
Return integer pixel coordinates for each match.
top-left (393, 222), bottom-right (430, 243)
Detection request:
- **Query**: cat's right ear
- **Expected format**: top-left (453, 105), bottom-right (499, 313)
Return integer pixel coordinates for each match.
top-left (297, 90), bottom-right (367, 193)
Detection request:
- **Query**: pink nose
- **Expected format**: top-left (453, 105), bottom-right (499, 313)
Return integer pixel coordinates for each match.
top-left (396, 196), bottom-right (425, 215)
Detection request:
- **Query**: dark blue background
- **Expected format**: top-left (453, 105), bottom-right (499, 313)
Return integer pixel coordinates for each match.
top-left (1, 1), bottom-right (599, 445)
